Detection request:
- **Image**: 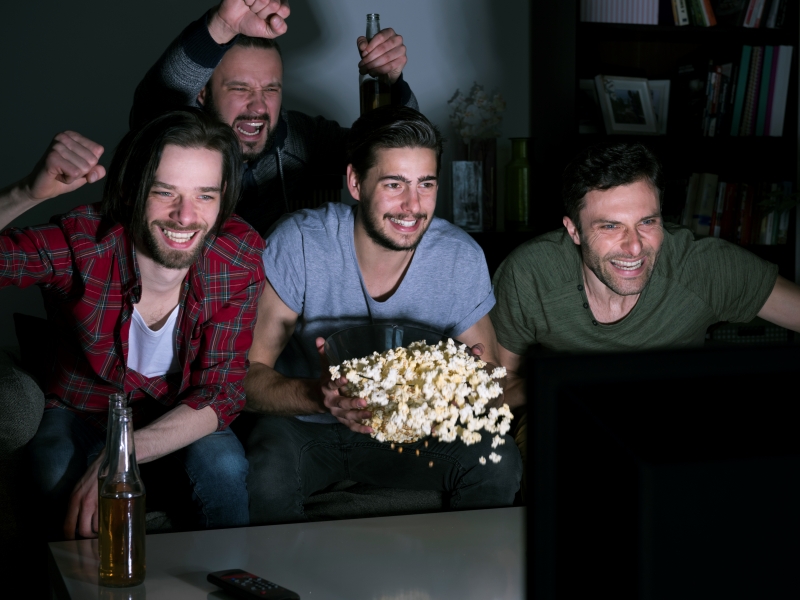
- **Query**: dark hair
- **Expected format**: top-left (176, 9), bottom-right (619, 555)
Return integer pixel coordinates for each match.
top-left (562, 142), bottom-right (664, 230)
top-left (234, 35), bottom-right (283, 58)
top-left (347, 105), bottom-right (445, 179)
top-left (101, 108), bottom-right (243, 239)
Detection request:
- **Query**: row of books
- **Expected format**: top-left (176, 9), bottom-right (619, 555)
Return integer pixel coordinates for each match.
top-left (700, 45), bottom-right (793, 137)
top-left (581, 0), bottom-right (790, 27)
top-left (682, 173), bottom-right (794, 244)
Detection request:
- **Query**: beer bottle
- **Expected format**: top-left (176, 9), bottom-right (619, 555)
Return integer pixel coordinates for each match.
top-left (359, 13), bottom-right (392, 114)
top-left (99, 406), bottom-right (146, 587)
top-left (98, 393), bottom-right (127, 489)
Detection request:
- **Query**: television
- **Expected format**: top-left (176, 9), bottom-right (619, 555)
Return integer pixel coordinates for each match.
top-left (527, 344), bottom-right (800, 599)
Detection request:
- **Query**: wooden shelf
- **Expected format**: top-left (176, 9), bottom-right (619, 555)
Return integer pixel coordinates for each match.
top-left (577, 22), bottom-right (799, 46)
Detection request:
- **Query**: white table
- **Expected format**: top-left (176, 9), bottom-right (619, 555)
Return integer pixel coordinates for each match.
top-left (49, 507), bottom-right (525, 600)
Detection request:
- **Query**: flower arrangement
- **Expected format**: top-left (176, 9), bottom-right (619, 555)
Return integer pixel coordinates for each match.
top-left (448, 83), bottom-right (506, 144)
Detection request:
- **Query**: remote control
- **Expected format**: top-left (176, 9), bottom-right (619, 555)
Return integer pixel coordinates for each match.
top-left (207, 569), bottom-right (300, 599)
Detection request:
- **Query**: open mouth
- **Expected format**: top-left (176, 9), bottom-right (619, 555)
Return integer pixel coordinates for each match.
top-left (235, 120), bottom-right (265, 138)
top-left (610, 258), bottom-right (644, 271)
top-left (390, 217), bottom-right (418, 228)
top-left (161, 228), bottom-right (198, 245)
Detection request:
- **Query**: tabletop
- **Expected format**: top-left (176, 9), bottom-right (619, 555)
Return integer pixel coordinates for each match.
top-left (49, 507), bottom-right (526, 600)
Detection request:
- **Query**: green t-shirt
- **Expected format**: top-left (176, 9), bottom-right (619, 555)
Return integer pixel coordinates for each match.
top-left (490, 224), bottom-right (779, 354)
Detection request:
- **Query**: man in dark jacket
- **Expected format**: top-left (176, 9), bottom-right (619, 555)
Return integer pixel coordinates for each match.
top-left (131, 0), bottom-right (418, 235)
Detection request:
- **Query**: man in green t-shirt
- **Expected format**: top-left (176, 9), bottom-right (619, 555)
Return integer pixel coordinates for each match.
top-left (490, 142), bottom-right (800, 408)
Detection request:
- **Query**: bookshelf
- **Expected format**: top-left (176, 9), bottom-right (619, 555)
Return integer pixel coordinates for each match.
top-left (530, 1), bottom-right (800, 283)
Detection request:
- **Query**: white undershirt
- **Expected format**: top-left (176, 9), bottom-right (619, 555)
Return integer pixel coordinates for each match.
top-left (127, 305), bottom-right (181, 378)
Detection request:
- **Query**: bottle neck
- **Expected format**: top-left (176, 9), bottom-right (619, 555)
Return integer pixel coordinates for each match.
top-left (102, 407), bottom-right (144, 494)
top-left (510, 138), bottom-right (529, 159)
top-left (366, 14), bottom-right (380, 41)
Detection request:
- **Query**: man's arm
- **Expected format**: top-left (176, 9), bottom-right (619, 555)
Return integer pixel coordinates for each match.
top-left (244, 279), bottom-right (326, 415)
top-left (65, 404), bottom-right (219, 540)
top-left (757, 274), bottom-right (800, 332)
top-left (244, 280), bottom-right (373, 432)
top-left (0, 132), bottom-right (105, 230)
top-left (457, 314), bottom-right (526, 410)
top-left (129, 0), bottom-right (290, 129)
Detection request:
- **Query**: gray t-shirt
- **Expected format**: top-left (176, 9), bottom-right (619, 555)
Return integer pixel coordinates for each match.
top-left (263, 202), bottom-right (495, 420)
top-left (491, 223), bottom-right (779, 354)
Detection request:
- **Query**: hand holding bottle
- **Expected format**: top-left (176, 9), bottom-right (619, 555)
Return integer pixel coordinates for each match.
top-left (208, 0), bottom-right (291, 44)
top-left (357, 27), bottom-right (407, 85)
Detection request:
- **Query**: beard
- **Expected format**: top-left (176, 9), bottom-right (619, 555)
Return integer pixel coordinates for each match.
top-left (580, 235), bottom-right (659, 296)
top-left (202, 87), bottom-right (275, 162)
top-left (140, 219), bottom-right (209, 270)
top-left (359, 194), bottom-right (430, 252)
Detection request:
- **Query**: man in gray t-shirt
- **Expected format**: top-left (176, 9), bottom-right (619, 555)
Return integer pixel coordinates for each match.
top-left (243, 106), bottom-right (522, 525)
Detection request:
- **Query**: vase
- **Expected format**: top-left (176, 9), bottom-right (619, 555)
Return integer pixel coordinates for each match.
top-left (504, 138), bottom-right (530, 231)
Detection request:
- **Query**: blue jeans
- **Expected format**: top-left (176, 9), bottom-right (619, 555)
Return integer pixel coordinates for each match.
top-left (27, 408), bottom-right (249, 539)
top-left (245, 415), bottom-right (523, 524)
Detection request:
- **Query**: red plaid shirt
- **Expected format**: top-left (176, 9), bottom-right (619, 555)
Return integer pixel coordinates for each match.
top-left (0, 204), bottom-right (265, 430)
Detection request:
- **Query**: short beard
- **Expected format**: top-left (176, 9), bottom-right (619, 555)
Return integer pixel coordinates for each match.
top-left (579, 233), bottom-right (658, 296)
top-left (140, 220), bottom-right (208, 270)
top-left (359, 196), bottom-right (429, 252)
top-left (202, 86), bottom-right (275, 162)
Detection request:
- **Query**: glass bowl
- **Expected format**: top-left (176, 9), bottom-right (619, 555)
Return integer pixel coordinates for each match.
top-left (324, 323), bottom-right (446, 365)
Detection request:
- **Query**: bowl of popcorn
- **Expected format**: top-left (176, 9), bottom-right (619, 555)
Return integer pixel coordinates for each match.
top-left (325, 324), bottom-right (512, 460)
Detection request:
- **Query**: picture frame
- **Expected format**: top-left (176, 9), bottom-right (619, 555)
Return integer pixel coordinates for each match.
top-left (648, 79), bottom-right (671, 135)
top-left (594, 75), bottom-right (658, 135)
top-left (578, 79), bottom-right (603, 134)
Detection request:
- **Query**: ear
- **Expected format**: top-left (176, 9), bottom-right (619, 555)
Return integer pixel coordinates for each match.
top-left (563, 216), bottom-right (582, 246)
top-left (197, 86), bottom-right (208, 107)
top-left (346, 164), bottom-right (362, 202)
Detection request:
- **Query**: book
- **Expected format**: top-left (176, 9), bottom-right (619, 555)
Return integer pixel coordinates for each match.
top-left (768, 45), bottom-right (794, 136)
top-left (729, 46), bottom-right (752, 136)
top-left (764, 46), bottom-right (780, 133)
top-left (682, 173), bottom-right (701, 229)
top-left (688, 0), bottom-right (707, 24)
top-left (580, 0), bottom-right (660, 24)
top-left (739, 46), bottom-right (764, 136)
top-left (765, 0), bottom-right (781, 26)
top-left (711, 0), bottom-right (748, 25)
top-left (675, 0), bottom-right (691, 24)
top-left (719, 182), bottom-right (740, 241)
top-left (709, 182), bottom-right (727, 237)
top-left (694, 173), bottom-right (719, 236)
top-left (737, 183), bottom-right (755, 244)
top-left (700, 0), bottom-right (718, 24)
top-left (755, 45), bottom-right (774, 135)
top-left (716, 63), bottom-right (734, 135)
top-left (743, 0), bottom-right (767, 27)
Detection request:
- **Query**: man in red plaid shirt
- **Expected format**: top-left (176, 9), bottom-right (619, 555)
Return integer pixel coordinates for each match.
top-left (0, 109), bottom-right (265, 539)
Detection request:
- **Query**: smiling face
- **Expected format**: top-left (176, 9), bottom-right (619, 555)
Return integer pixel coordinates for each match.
top-left (198, 45), bottom-right (283, 161)
top-left (564, 178), bottom-right (664, 297)
top-left (348, 147), bottom-right (438, 252)
top-left (137, 144), bottom-right (223, 270)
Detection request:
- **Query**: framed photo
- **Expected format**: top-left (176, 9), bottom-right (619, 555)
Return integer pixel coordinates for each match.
top-left (594, 75), bottom-right (658, 135)
top-left (578, 79), bottom-right (603, 134)
top-left (648, 79), bottom-right (671, 135)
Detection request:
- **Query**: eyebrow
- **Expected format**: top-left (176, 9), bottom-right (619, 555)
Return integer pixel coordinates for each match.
top-left (224, 79), bottom-right (282, 89)
top-left (151, 181), bottom-right (222, 193)
top-left (591, 213), bottom-right (662, 226)
top-left (378, 175), bottom-right (438, 184)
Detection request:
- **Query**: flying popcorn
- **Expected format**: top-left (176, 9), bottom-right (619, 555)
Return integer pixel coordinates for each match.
top-left (329, 339), bottom-right (513, 461)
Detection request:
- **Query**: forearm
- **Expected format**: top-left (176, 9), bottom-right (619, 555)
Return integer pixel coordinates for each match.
top-left (0, 180), bottom-right (40, 230)
top-left (244, 362), bottom-right (327, 416)
top-left (134, 404), bottom-right (218, 463)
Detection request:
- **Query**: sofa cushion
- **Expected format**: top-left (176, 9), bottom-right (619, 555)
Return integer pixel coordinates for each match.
top-left (0, 350), bottom-right (46, 542)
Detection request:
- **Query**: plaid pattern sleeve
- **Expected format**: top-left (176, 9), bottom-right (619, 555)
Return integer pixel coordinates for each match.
top-left (173, 216), bottom-right (266, 429)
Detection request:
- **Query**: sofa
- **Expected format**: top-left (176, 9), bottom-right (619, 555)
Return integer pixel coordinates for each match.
top-left (0, 323), bottom-right (444, 543)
